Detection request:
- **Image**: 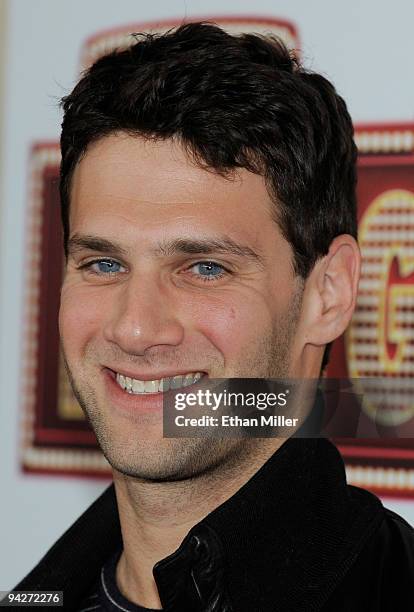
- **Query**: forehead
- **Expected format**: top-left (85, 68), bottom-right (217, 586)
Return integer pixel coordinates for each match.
top-left (69, 133), bottom-right (279, 248)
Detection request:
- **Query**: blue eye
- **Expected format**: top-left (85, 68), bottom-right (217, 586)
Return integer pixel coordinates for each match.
top-left (85, 259), bottom-right (124, 275)
top-left (95, 260), bottom-right (121, 273)
top-left (191, 261), bottom-right (225, 279)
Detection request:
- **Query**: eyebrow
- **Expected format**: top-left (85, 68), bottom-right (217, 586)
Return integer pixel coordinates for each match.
top-left (67, 235), bottom-right (129, 257)
top-left (153, 237), bottom-right (263, 263)
top-left (67, 233), bottom-right (264, 264)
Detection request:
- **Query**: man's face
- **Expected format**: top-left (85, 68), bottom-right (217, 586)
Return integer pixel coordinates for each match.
top-left (59, 134), bottom-right (305, 480)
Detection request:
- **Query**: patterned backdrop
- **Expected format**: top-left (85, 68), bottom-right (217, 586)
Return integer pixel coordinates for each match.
top-left (19, 17), bottom-right (414, 497)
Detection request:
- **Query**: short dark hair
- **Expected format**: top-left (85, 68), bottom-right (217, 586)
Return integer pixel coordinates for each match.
top-left (60, 21), bottom-right (358, 372)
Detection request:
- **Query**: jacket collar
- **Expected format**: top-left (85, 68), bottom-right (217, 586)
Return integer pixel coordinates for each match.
top-left (153, 437), bottom-right (384, 611)
top-left (17, 437), bottom-right (384, 611)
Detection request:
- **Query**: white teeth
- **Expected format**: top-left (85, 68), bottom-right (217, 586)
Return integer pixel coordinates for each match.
top-left (170, 375), bottom-right (183, 389)
top-left (132, 379), bottom-right (145, 393)
top-left (115, 371), bottom-right (204, 394)
top-left (183, 374), bottom-right (194, 387)
top-left (144, 380), bottom-right (158, 393)
top-left (160, 378), bottom-right (170, 392)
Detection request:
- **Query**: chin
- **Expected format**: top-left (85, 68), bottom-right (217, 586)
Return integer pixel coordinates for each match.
top-left (102, 437), bottom-right (237, 483)
top-left (100, 438), bottom-right (199, 482)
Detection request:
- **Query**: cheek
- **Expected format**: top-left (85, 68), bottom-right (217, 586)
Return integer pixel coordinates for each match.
top-left (187, 293), bottom-right (273, 357)
top-left (59, 285), bottom-right (104, 355)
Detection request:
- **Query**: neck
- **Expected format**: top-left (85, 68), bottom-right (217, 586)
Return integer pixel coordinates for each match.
top-left (113, 438), bottom-right (283, 609)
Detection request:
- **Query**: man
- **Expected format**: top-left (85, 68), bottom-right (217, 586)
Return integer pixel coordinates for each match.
top-left (15, 22), bottom-right (414, 611)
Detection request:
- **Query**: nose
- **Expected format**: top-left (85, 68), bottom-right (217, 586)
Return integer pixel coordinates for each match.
top-left (103, 274), bottom-right (184, 355)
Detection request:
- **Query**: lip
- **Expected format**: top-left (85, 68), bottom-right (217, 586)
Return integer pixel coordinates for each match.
top-left (103, 368), bottom-right (208, 419)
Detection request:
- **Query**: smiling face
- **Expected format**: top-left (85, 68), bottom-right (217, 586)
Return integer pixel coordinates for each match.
top-left (59, 133), bottom-right (306, 480)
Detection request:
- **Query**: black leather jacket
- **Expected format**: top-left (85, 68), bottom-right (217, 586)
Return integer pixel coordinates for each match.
top-left (14, 438), bottom-right (414, 611)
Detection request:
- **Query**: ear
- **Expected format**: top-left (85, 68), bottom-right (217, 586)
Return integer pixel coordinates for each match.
top-left (299, 234), bottom-right (361, 347)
